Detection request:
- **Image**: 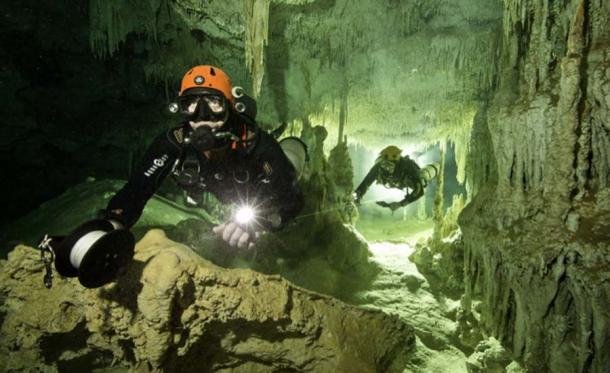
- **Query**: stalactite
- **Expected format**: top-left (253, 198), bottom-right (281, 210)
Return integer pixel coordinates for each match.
top-left (543, 0), bottom-right (586, 220)
top-left (337, 82), bottom-right (348, 146)
top-left (244, 0), bottom-right (270, 98)
top-left (425, 30), bottom-right (500, 94)
top-left (590, 47), bottom-right (610, 189)
top-left (460, 1), bottom-right (610, 371)
top-left (465, 106), bottom-right (497, 200)
top-left (89, 0), bottom-right (163, 58)
top-left (575, 103), bottom-right (592, 201)
top-left (432, 141), bottom-right (446, 243)
top-left (451, 116), bottom-right (475, 187)
top-left (591, 123), bottom-right (607, 189)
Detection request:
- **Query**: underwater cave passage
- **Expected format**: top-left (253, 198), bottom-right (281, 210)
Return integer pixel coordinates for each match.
top-left (1, 0), bottom-right (608, 372)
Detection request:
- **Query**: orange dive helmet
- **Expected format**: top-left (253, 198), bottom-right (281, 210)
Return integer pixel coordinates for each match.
top-left (179, 65), bottom-right (234, 103)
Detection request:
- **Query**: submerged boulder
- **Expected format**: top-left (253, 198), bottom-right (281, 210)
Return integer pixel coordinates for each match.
top-left (0, 229), bottom-right (415, 372)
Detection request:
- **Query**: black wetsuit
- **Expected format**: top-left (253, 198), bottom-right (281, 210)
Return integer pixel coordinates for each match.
top-left (105, 115), bottom-right (303, 230)
top-left (354, 156), bottom-right (424, 206)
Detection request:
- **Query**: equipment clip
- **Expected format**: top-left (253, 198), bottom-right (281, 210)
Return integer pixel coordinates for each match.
top-left (38, 234), bottom-right (56, 289)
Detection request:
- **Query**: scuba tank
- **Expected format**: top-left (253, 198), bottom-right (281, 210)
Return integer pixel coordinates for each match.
top-left (419, 163), bottom-right (440, 186)
top-left (278, 137), bottom-right (308, 181)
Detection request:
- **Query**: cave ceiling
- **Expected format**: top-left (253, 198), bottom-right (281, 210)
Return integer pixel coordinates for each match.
top-left (90, 0), bottom-right (503, 147)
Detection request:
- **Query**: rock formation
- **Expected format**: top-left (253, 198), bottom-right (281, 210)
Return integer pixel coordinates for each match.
top-left (459, 1), bottom-right (610, 372)
top-left (0, 230), bottom-right (415, 372)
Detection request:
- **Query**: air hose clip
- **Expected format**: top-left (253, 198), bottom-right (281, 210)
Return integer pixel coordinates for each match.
top-left (38, 234), bottom-right (56, 289)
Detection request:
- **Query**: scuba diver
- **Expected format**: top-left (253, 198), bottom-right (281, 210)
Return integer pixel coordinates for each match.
top-left (39, 65), bottom-right (305, 288)
top-left (353, 145), bottom-right (438, 211)
top-left (106, 65), bottom-right (305, 247)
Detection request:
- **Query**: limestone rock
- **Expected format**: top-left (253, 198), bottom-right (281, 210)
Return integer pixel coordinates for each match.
top-left (504, 361), bottom-right (527, 373)
top-left (466, 337), bottom-right (512, 373)
top-left (458, 1), bottom-right (610, 372)
top-left (0, 229), bottom-right (415, 372)
top-left (409, 230), bottom-right (465, 298)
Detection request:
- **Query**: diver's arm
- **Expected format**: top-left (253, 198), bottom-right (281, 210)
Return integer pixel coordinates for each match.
top-left (254, 131), bottom-right (304, 230)
top-left (354, 164), bottom-right (380, 202)
top-left (105, 129), bottom-right (182, 228)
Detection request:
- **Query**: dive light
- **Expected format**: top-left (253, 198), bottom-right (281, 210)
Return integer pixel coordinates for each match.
top-left (233, 204), bottom-right (282, 231)
top-left (235, 205), bottom-right (256, 225)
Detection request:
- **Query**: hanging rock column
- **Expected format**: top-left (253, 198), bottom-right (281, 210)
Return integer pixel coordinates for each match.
top-left (244, 0), bottom-right (270, 98)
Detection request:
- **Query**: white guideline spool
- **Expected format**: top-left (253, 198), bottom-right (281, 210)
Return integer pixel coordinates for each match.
top-left (69, 231), bottom-right (106, 269)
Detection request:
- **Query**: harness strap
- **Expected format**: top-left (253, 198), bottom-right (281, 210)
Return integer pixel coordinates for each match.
top-left (231, 123), bottom-right (248, 150)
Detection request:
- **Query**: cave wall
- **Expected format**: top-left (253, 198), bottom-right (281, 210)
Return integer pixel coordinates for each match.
top-left (0, 0), bottom-right (176, 226)
top-left (460, 0), bottom-right (609, 371)
top-left (88, 0), bottom-right (503, 147)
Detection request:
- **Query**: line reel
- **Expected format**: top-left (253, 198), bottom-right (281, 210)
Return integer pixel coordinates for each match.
top-left (39, 219), bottom-right (135, 288)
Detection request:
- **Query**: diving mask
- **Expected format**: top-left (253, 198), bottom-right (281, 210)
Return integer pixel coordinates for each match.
top-left (178, 93), bottom-right (229, 125)
top-left (379, 160), bottom-right (397, 174)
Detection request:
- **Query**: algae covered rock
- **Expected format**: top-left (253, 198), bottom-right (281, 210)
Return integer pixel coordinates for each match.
top-left (0, 229), bottom-right (415, 372)
top-left (465, 337), bottom-right (512, 373)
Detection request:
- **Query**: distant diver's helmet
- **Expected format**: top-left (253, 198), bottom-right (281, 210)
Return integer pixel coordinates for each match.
top-left (379, 145), bottom-right (402, 161)
top-left (279, 137), bottom-right (308, 181)
top-left (53, 219), bottom-right (135, 288)
top-left (377, 145), bottom-right (402, 173)
top-left (419, 163), bottom-right (440, 186)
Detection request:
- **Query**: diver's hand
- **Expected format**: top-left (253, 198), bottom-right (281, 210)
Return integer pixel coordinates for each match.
top-left (353, 192), bottom-right (362, 205)
top-left (213, 222), bottom-right (260, 249)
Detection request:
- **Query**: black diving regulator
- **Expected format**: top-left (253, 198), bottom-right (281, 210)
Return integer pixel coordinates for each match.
top-left (184, 125), bottom-right (241, 152)
top-left (37, 219), bottom-right (134, 289)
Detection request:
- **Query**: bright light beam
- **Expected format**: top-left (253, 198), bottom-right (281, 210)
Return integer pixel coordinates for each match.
top-left (235, 205), bottom-right (256, 225)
